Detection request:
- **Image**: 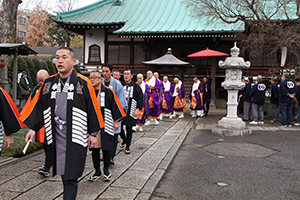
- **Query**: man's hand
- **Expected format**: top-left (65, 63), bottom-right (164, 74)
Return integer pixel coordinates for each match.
top-left (113, 121), bottom-right (120, 131)
top-left (25, 129), bottom-right (36, 143)
top-left (290, 94), bottom-right (294, 98)
top-left (88, 135), bottom-right (97, 148)
top-left (5, 134), bottom-right (14, 149)
top-left (134, 109), bottom-right (139, 117)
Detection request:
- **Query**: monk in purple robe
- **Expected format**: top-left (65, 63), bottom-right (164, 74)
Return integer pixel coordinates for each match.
top-left (171, 77), bottom-right (185, 118)
top-left (161, 76), bottom-right (174, 119)
top-left (136, 74), bottom-right (150, 131)
top-left (145, 70), bottom-right (160, 125)
top-left (189, 77), bottom-right (204, 117)
top-left (154, 72), bottom-right (164, 120)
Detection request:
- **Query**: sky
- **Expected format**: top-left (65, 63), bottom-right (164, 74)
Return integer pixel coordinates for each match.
top-left (19, 0), bottom-right (101, 14)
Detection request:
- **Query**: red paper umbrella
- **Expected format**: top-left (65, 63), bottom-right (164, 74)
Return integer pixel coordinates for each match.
top-left (187, 47), bottom-right (228, 58)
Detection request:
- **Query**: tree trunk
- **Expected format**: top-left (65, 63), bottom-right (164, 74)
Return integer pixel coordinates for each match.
top-left (0, 0), bottom-right (22, 95)
top-left (1, 0), bottom-right (22, 43)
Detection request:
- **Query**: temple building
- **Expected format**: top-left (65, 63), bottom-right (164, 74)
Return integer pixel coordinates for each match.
top-left (52, 0), bottom-right (289, 106)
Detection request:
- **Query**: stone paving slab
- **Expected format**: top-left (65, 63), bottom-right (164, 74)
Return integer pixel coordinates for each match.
top-left (0, 171), bottom-right (44, 192)
top-left (14, 181), bottom-right (63, 200)
top-left (98, 187), bottom-right (140, 199)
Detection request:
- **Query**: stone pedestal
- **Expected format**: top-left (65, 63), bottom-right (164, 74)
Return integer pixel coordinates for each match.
top-left (212, 42), bottom-right (252, 136)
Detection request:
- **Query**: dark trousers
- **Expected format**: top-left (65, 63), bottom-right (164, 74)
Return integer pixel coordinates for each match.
top-left (61, 177), bottom-right (78, 200)
top-left (110, 134), bottom-right (119, 158)
top-left (91, 148), bottom-right (111, 175)
top-left (280, 102), bottom-right (293, 125)
top-left (203, 96), bottom-right (211, 115)
top-left (120, 125), bottom-right (133, 150)
top-left (43, 144), bottom-right (52, 172)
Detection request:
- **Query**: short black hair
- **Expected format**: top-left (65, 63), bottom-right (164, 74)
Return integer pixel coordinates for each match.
top-left (124, 67), bottom-right (133, 75)
top-left (271, 78), bottom-right (277, 82)
top-left (57, 46), bottom-right (75, 58)
top-left (295, 77), bottom-right (300, 82)
top-left (248, 77), bottom-right (253, 82)
top-left (102, 63), bottom-right (113, 72)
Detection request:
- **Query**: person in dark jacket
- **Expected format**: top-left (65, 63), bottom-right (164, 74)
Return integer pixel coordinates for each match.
top-left (120, 68), bottom-right (144, 154)
top-left (203, 76), bottom-right (212, 116)
top-left (278, 73), bottom-right (296, 127)
top-left (249, 75), bottom-right (266, 124)
top-left (270, 78), bottom-right (280, 123)
top-left (242, 77), bottom-right (254, 121)
top-left (19, 71), bottom-right (31, 110)
top-left (294, 77), bottom-right (300, 126)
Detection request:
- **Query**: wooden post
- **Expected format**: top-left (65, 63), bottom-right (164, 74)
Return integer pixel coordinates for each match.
top-left (211, 57), bottom-right (216, 107)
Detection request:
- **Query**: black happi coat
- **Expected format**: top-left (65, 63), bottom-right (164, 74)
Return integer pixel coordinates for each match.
top-left (97, 84), bottom-right (126, 150)
top-left (20, 69), bottom-right (104, 180)
top-left (122, 80), bottom-right (144, 126)
top-left (0, 87), bottom-right (24, 152)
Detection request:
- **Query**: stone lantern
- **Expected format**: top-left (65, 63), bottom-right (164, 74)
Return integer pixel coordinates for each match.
top-left (212, 42), bottom-right (252, 136)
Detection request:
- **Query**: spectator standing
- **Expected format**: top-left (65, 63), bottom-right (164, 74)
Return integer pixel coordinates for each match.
top-left (249, 75), bottom-right (266, 124)
top-left (270, 78), bottom-right (280, 123)
top-left (242, 77), bottom-right (254, 121)
top-left (278, 73), bottom-right (296, 127)
top-left (203, 76), bottom-right (212, 116)
top-left (294, 77), bottom-right (300, 126)
top-left (19, 71), bottom-right (31, 110)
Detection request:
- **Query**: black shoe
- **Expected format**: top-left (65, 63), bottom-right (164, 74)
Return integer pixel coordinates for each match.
top-left (109, 158), bottom-right (114, 165)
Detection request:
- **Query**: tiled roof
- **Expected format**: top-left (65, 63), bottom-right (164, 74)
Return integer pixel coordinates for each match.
top-left (53, 0), bottom-right (245, 34)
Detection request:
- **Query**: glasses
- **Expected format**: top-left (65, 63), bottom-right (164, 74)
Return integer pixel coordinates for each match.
top-left (89, 77), bottom-right (101, 80)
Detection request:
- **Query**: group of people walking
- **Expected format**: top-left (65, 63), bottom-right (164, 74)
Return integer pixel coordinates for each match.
top-left (0, 47), bottom-right (205, 200)
top-left (241, 73), bottom-right (300, 127)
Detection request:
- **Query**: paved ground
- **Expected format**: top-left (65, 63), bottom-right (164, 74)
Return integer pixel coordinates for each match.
top-left (0, 111), bottom-right (194, 200)
top-left (1, 108), bottom-right (300, 199)
top-left (151, 110), bottom-right (300, 200)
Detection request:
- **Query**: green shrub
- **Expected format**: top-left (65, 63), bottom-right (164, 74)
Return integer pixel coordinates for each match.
top-left (46, 60), bottom-right (57, 75)
top-left (40, 60), bottom-right (49, 73)
top-left (1, 127), bottom-right (43, 157)
top-left (24, 57), bottom-right (38, 87)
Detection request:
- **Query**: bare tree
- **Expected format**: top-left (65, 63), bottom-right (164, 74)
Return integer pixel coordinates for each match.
top-left (185, 0), bottom-right (300, 66)
top-left (55, 0), bottom-right (79, 12)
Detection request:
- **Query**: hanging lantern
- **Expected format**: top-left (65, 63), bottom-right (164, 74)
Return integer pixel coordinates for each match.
top-left (0, 59), bottom-right (5, 68)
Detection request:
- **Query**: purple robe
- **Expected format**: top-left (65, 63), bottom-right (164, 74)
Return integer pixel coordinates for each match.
top-left (158, 80), bottom-right (164, 115)
top-left (146, 78), bottom-right (161, 118)
top-left (161, 81), bottom-right (174, 114)
top-left (189, 82), bottom-right (204, 111)
top-left (137, 82), bottom-right (151, 125)
top-left (173, 83), bottom-right (185, 112)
